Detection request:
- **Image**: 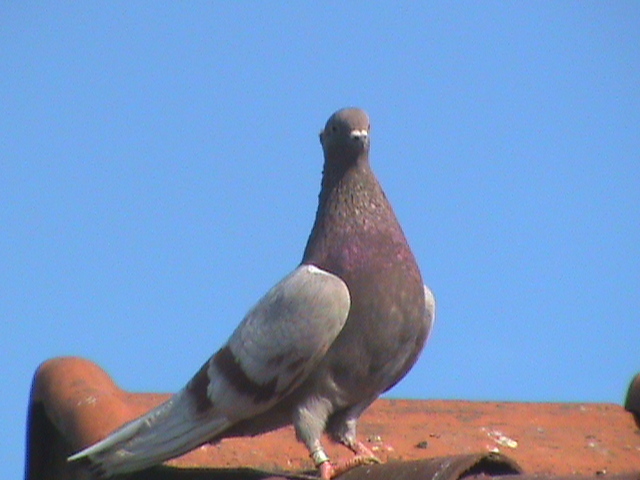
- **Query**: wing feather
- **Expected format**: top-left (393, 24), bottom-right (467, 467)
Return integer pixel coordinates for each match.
top-left (203, 264), bottom-right (350, 420)
top-left (68, 264), bottom-right (350, 476)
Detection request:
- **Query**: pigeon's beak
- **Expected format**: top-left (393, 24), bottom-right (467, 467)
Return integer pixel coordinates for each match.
top-left (350, 129), bottom-right (369, 143)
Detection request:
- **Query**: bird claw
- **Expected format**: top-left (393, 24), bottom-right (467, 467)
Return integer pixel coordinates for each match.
top-left (349, 439), bottom-right (381, 460)
top-left (319, 461), bottom-right (335, 479)
top-left (318, 454), bottom-right (382, 479)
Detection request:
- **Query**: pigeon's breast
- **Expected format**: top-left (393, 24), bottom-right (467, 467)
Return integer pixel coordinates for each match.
top-left (308, 228), bottom-right (426, 399)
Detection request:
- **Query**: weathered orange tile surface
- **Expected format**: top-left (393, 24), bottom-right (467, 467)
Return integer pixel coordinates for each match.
top-left (27, 357), bottom-right (640, 479)
top-left (165, 399), bottom-right (640, 475)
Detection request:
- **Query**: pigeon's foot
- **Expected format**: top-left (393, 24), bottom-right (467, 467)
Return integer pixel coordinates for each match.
top-left (319, 461), bottom-right (335, 480)
top-left (318, 454), bottom-right (381, 479)
top-left (348, 439), bottom-right (380, 459)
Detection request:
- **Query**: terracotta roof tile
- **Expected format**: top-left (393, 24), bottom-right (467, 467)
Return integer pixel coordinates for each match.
top-left (25, 357), bottom-right (640, 480)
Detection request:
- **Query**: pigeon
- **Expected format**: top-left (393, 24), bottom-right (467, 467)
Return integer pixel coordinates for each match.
top-left (68, 107), bottom-right (435, 479)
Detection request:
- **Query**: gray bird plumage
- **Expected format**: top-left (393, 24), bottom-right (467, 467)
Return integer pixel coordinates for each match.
top-left (68, 108), bottom-right (435, 479)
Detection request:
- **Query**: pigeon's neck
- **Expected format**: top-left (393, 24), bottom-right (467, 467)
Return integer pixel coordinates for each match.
top-left (318, 154), bottom-right (372, 207)
top-left (302, 156), bottom-right (409, 268)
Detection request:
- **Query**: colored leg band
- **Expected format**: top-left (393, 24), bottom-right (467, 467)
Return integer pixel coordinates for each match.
top-left (310, 448), bottom-right (330, 466)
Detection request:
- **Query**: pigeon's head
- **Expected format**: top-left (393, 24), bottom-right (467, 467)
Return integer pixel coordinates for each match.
top-left (320, 108), bottom-right (370, 160)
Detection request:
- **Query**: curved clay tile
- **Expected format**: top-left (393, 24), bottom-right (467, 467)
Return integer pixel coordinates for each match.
top-left (25, 357), bottom-right (640, 480)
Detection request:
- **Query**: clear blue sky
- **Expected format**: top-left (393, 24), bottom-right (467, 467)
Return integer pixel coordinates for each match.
top-left (2, 3), bottom-right (639, 475)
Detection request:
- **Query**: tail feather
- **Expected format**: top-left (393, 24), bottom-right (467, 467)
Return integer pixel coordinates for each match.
top-left (68, 391), bottom-right (231, 476)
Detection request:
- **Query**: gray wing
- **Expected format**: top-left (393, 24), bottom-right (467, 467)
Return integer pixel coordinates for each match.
top-left (68, 264), bottom-right (350, 476)
top-left (423, 284), bottom-right (436, 341)
top-left (200, 263), bottom-right (351, 421)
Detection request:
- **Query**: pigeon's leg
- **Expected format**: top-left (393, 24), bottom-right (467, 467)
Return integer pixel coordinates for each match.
top-left (323, 404), bottom-right (382, 477)
top-left (329, 416), bottom-right (381, 462)
top-left (295, 399), bottom-right (381, 479)
top-left (293, 398), bottom-right (337, 479)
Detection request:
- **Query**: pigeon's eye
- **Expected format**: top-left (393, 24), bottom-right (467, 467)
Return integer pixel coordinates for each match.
top-left (331, 125), bottom-right (338, 133)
